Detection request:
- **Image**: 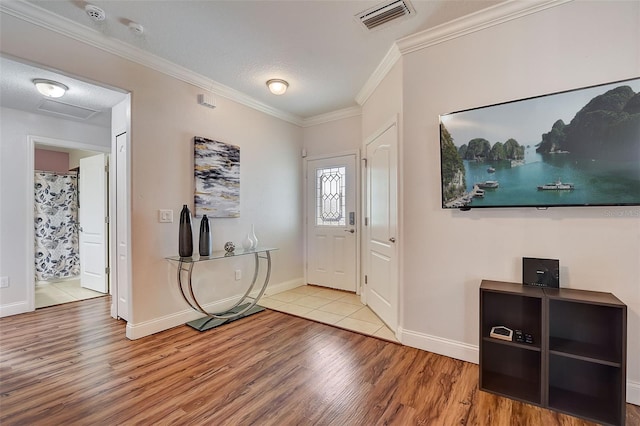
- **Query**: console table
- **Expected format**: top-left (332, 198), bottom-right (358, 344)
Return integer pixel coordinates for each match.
top-left (167, 247), bottom-right (277, 331)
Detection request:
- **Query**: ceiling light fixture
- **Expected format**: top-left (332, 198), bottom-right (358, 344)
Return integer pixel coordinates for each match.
top-left (33, 79), bottom-right (69, 98)
top-left (266, 79), bottom-right (289, 95)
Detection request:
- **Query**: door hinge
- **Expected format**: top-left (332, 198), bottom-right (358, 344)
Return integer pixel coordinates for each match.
top-left (365, 275), bottom-right (368, 284)
top-left (362, 158), bottom-right (367, 168)
top-left (105, 165), bottom-right (109, 172)
top-left (105, 216), bottom-right (110, 224)
top-left (365, 217), bottom-right (369, 226)
top-left (105, 267), bottom-right (110, 275)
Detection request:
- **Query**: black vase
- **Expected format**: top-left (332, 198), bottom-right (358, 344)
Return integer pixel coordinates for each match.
top-left (199, 215), bottom-right (212, 257)
top-left (178, 204), bottom-right (193, 257)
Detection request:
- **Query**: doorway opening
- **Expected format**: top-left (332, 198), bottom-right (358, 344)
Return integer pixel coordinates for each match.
top-left (33, 144), bottom-right (110, 309)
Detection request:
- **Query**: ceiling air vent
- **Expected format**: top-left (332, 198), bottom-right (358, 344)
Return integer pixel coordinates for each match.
top-left (356, 0), bottom-right (415, 31)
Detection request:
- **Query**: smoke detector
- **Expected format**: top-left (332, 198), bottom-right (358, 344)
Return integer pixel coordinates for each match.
top-left (85, 4), bottom-right (106, 22)
top-left (356, 0), bottom-right (415, 31)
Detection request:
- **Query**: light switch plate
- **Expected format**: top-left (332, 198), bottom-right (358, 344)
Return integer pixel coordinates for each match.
top-left (159, 209), bottom-right (173, 223)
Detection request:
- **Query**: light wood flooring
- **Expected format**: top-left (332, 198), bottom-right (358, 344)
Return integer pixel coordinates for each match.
top-left (1, 296), bottom-right (638, 425)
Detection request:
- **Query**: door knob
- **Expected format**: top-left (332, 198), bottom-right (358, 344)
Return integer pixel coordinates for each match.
top-left (389, 237), bottom-right (396, 243)
top-left (344, 229), bottom-right (355, 234)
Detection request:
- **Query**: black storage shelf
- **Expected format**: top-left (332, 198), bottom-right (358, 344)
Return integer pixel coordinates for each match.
top-left (483, 337), bottom-right (541, 352)
top-left (549, 337), bottom-right (621, 367)
top-left (479, 280), bottom-right (627, 426)
top-left (548, 387), bottom-right (621, 426)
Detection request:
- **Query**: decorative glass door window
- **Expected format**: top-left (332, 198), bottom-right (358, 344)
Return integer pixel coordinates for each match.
top-left (316, 166), bottom-right (346, 226)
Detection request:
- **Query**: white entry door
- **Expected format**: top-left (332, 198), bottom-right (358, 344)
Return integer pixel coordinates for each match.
top-left (79, 154), bottom-right (108, 293)
top-left (306, 155), bottom-right (357, 292)
top-left (365, 121), bottom-right (398, 330)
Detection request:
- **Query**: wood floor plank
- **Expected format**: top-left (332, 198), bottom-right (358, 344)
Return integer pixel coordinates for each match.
top-left (1, 296), bottom-right (638, 425)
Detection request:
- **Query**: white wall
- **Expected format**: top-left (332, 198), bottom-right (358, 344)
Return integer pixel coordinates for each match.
top-left (303, 115), bottom-right (361, 158)
top-left (0, 107), bottom-right (110, 315)
top-left (0, 14), bottom-right (304, 335)
top-left (394, 0), bottom-right (639, 402)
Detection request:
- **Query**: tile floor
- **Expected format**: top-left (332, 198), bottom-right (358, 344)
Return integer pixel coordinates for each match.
top-left (260, 285), bottom-right (398, 342)
top-left (35, 279), bottom-right (106, 309)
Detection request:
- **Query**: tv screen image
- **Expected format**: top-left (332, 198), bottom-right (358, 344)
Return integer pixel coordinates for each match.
top-left (439, 78), bottom-right (640, 209)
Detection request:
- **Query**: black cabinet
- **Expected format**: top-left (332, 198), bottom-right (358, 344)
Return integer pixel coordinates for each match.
top-left (479, 280), bottom-right (627, 425)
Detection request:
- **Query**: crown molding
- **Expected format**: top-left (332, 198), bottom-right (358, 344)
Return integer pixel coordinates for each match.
top-left (396, 0), bottom-right (573, 55)
top-left (301, 106), bottom-right (362, 128)
top-left (355, 0), bottom-right (572, 107)
top-left (356, 44), bottom-right (402, 106)
top-left (0, 0), bottom-right (304, 126)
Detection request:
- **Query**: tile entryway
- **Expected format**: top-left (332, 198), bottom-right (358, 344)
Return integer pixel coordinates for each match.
top-left (260, 285), bottom-right (398, 342)
top-left (35, 279), bottom-right (105, 309)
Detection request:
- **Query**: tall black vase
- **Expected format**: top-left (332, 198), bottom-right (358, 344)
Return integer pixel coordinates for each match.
top-left (199, 214), bottom-right (212, 257)
top-left (178, 204), bottom-right (193, 257)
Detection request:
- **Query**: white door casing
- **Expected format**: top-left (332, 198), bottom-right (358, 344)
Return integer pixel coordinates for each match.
top-left (115, 132), bottom-right (130, 321)
top-left (306, 154), bottom-right (357, 292)
top-left (365, 121), bottom-right (398, 331)
top-left (79, 154), bottom-right (108, 293)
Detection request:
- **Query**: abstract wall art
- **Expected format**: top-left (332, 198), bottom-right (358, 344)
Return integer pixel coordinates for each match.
top-left (194, 136), bottom-right (240, 218)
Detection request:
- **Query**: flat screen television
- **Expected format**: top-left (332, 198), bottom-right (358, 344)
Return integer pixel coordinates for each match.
top-left (439, 77), bottom-right (640, 209)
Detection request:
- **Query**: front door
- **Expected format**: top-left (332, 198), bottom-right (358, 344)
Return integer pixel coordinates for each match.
top-left (79, 154), bottom-right (108, 293)
top-left (365, 121), bottom-right (398, 330)
top-left (306, 155), bottom-right (357, 292)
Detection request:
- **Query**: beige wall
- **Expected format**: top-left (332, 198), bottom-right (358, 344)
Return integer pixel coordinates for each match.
top-left (393, 0), bottom-right (639, 399)
top-left (302, 115), bottom-right (361, 158)
top-left (0, 14), bottom-right (304, 332)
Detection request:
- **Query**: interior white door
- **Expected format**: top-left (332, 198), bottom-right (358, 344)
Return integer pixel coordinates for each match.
top-left (365, 122), bottom-right (398, 330)
top-left (115, 132), bottom-right (129, 320)
top-left (79, 154), bottom-right (108, 293)
top-left (306, 155), bottom-right (357, 292)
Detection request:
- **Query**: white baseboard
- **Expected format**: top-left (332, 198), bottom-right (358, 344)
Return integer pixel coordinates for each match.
top-left (398, 327), bottom-right (479, 364)
top-left (628, 380), bottom-right (640, 406)
top-left (263, 277), bottom-right (305, 295)
top-left (125, 277), bottom-right (304, 340)
top-left (0, 301), bottom-right (30, 318)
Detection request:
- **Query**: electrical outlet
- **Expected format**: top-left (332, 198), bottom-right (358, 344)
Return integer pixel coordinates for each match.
top-left (158, 209), bottom-right (173, 223)
top-left (235, 270), bottom-right (241, 281)
top-left (0, 276), bottom-right (9, 288)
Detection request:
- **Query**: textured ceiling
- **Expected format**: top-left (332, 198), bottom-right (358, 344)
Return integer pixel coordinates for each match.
top-left (3, 0), bottom-right (505, 122)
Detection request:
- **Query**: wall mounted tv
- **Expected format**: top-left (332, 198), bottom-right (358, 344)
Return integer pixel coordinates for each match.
top-left (439, 77), bottom-right (640, 209)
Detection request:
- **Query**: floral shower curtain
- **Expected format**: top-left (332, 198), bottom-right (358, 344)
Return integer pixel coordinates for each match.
top-left (34, 171), bottom-right (80, 281)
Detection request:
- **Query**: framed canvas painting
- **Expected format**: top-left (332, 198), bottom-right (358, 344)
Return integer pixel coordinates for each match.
top-left (194, 136), bottom-right (240, 218)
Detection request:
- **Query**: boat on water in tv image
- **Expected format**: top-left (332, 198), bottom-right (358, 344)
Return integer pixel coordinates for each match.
top-left (537, 180), bottom-right (575, 191)
top-left (476, 180), bottom-right (499, 189)
top-left (439, 77), bottom-right (640, 209)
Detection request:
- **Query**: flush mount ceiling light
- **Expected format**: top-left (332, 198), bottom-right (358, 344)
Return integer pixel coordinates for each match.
top-left (266, 79), bottom-right (289, 95)
top-left (33, 79), bottom-right (69, 98)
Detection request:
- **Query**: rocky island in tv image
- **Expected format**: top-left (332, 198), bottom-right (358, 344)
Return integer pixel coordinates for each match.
top-left (439, 78), bottom-right (640, 209)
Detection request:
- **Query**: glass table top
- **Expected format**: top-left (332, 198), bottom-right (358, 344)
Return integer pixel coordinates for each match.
top-left (166, 247), bottom-right (278, 263)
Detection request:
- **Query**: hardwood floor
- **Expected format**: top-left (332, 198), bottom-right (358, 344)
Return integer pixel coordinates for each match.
top-left (1, 297), bottom-right (638, 425)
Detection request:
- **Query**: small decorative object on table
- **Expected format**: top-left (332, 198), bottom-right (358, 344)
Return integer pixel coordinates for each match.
top-left (242, 225), bottom-right (258, 250)
top-left (249, 224), bottom-right (258, 249)
top-left (199, 214), bottom-right (212, 257)
top-left (178, 204), bottom-right (193, 257)
top-left (224, 241), bottom-right (235, 253)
